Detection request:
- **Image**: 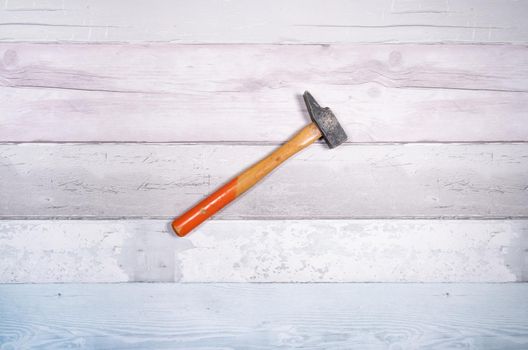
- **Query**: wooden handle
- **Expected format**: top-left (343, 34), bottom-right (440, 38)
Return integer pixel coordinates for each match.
top-left (172, 123), bottom-right (322, 236)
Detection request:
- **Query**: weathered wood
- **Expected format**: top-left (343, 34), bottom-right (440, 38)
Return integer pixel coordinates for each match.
top-left (1, 0), bottom-right (527, 43)
top-left (1, 283), bottom-right (527, 349)
top-left (0, 219), bottom-right (526, 283)
top-left (1, 143), bottom-right (526, 218)
top-left (1, 44), bottom-right (527, 142)
top-left (0, 0), bottom-right (526, 295)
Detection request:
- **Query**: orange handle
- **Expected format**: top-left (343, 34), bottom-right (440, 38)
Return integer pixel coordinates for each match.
top-left (172, 123), bottom-right (322, 236)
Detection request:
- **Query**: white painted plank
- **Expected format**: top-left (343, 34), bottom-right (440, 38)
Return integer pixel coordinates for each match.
top-left (1, 0), bottom-right (527, 43)
top-left (0, 220), bottom-right (526, 283)
top-left (1, 43), bottom-right (527, 142)
top-left (1, 143), bottom-right (526, 218)
top-left (0, 283), bottom-right (527, 349)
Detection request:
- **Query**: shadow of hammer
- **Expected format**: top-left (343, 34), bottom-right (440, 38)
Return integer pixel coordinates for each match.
top-left (172, 91), bottom-right (348, 237)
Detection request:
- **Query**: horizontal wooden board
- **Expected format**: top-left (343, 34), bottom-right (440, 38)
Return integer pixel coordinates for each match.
top-left (1, 283), bottom-right (527, 349)
top-left (1, 44), bottom-right (527, 142)
top-left (1, 143), bottom-right (527, 219)
top-left (1, 0), bottom-right (527, 43)
top-left (0, 219), bottom-right (526, 283)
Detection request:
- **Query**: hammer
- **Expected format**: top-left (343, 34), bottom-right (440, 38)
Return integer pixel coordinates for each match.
top-left (172, 91), bottom-right (347, 237)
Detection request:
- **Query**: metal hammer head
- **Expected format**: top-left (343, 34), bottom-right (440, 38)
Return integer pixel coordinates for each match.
top-left (303, 91), bottom-right (348, 149)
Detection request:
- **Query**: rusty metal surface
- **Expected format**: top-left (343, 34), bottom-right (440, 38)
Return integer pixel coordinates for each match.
top-left (303, 91), bottom-right (348, 149)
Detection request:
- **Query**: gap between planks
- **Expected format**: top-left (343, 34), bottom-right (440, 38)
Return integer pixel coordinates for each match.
top-left (2, 216), bottom-right (528, 221)
top-left (3, 141), bottom-right (528, 145)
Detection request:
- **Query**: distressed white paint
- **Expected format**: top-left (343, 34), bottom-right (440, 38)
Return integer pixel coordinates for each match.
top-left (1, 143), bottom-right (526, 218)
top-left (1, 283), bottom-right (527, 349)
top-left (0, 0), bottom-right (526, 291)
top-left (0, 220), bottom-right (526, 283)
top-left (0, 221), bottom-right (130, 283)
top-left (1, 44), bottom-right (527, 142)
top-left (1, 0), bottom-right (527, 43)
top-left (178, 220), bottom-right (527, 282)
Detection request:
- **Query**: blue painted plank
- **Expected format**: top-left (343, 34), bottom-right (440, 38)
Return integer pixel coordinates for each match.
top-left (0, 283), bottom-right (527, 349)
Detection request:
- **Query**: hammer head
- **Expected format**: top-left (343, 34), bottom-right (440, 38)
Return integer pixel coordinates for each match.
top-left (303, 91), bottom-right (348, 149)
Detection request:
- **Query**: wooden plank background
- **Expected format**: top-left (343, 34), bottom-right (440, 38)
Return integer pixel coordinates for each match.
top-left (1, 284), bottom-right (527, 349)
top-left (1, 0), bottom-right (528, 43)
top-left (1, 143), bottom-right (527, 219)
top-left (1, 220), bottom-right (527, 283)
top-left (1, 43), bottom-right (527, 143)
top-left (0, 0), bottom-right (527, 285)
top-left (1, 0), bottom-right (527, 348)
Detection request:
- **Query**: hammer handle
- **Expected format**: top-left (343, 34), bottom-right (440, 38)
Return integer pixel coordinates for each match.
top-left (172, 122), bottom-right (322, 236)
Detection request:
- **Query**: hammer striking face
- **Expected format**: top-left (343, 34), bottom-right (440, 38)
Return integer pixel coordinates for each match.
top-left (172, 91), bottom-right (348, 237)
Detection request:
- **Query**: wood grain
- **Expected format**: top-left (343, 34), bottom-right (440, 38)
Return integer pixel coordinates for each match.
top-left (0, 220), bottom-right (526, 283)
top-left (173, 123), bottom-right (321, 236)
top-left (1, 143), bottom-right (526, 219)
top-left (1, 43), bottom-right (527, 142)
top-left (0, 0), bottom-right (526, 292)
top-left (1, 0), bottom-right (527, 43)
top-left (0, 283), bottom-right (527, 349)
